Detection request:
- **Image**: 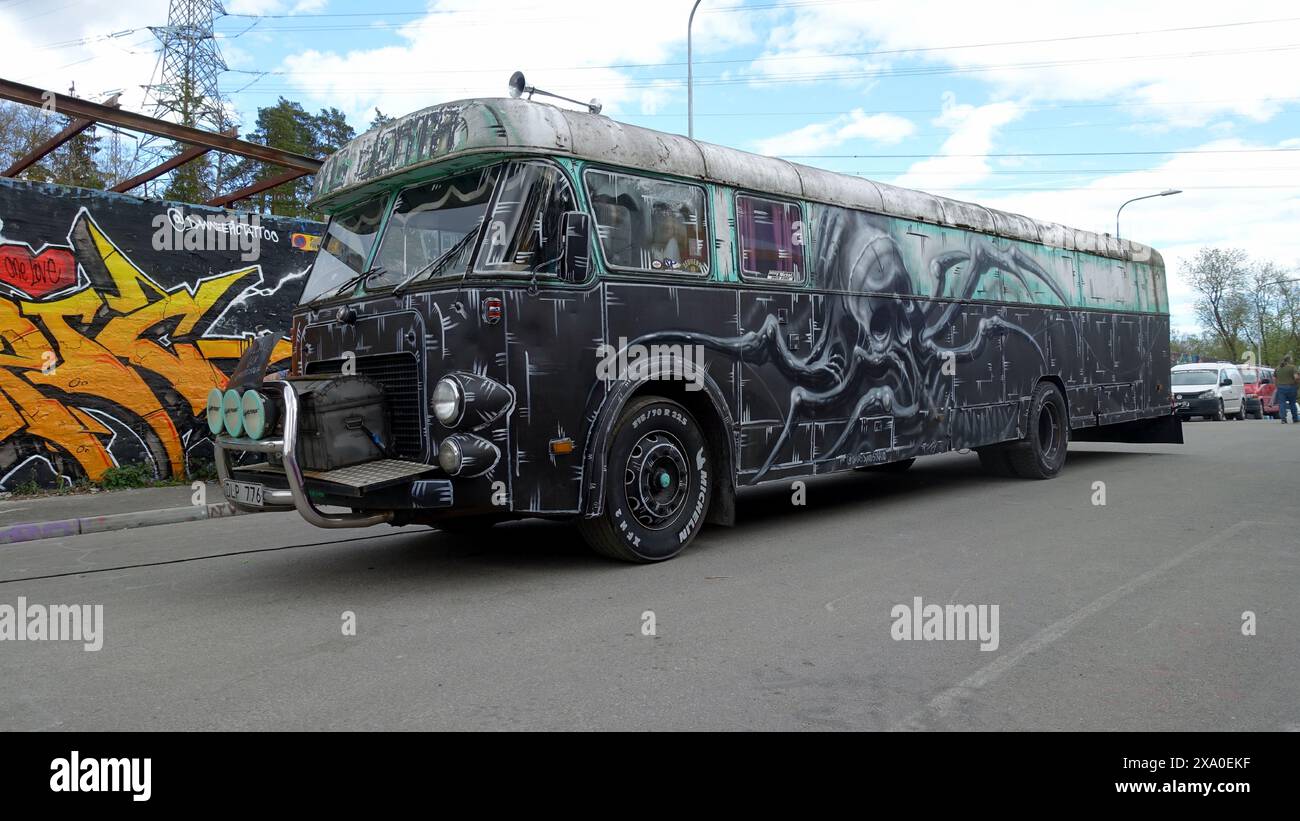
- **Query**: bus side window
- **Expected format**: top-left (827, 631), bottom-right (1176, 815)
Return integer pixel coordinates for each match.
top-left (736, 194), bottom-right (804, 284)
top-left (585, 169), bottom-right (710, 275)
top-left (476, 161), bottom-right (577, 275)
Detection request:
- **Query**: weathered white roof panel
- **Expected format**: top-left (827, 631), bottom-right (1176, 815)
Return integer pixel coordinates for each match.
top-left (698, 141), bottom-right (803, 198)
top-left (566, 113), bottom-right (706, 177)
top-left (875, 181), bottom-right (947, 225)
top-left (310, 97), bottom-right (1154, 264)
top-left (938, 198), bottom-right (998, 234)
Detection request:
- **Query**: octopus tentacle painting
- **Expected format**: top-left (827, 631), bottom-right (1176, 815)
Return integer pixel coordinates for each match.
top-left (635, 206), bottom-right (1141, 482)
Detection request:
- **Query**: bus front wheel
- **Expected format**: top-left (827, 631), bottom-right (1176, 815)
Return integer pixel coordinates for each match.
top-left (578, 396), bottom-right (712, 563)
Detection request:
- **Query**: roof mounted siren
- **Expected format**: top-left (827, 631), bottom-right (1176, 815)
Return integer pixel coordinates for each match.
top-left (507, 71), bottom-right (602, 115)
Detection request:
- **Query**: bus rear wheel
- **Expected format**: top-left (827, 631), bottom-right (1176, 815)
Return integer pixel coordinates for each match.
top-left (1005, 381), bottom-right (1069, 479)
top-left (578, 396), bottom-right (712, 563)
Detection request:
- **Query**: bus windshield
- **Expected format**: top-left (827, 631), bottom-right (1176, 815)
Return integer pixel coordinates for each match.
top-left (299, 196), bottom-right (387, 304)
top-left (368, 168), bottom-right (497, 291)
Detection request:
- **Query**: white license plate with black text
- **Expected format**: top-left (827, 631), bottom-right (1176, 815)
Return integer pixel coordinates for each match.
top-left (223, 480), bottom-right (264, 507)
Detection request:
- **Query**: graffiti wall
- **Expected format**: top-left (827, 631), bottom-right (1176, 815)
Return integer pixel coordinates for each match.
top-left (0, 178), bottom-right (321, 490)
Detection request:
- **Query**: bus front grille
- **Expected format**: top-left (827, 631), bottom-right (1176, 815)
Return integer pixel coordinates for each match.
top-left (304, 353), bottom-right (425, 461)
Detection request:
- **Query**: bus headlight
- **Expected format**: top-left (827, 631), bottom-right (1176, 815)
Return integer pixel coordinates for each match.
top-left (206, 388), bottom-right (225, 435)
top-left (433, 377), bottom-right (464, 427)
top-left (241, 389), bottom-right (277, 440)
top-left (432, 371), bottom-right (514, 429)
top-left (222, 389), bottom-right (244, 437)
top-left (438, 433), bottom-right (500, 477)
top-left (438, 436), bottom-right (462, 474)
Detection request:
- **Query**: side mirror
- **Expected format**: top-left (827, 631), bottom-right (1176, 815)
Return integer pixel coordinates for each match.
top-left (1220, 377), bottom-right (1233, 387)
top-left (1261, 377), bottom-right (1272, 385)
top-left (559, 211), bottom-right (591, 283)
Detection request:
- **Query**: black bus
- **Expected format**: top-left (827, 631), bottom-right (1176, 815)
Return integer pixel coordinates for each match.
top-left (214, 95), bottom-right (1181, 562)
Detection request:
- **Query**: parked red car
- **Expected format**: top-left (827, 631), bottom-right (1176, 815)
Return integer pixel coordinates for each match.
top-left (1243, 366), bottom-right (1276, 419)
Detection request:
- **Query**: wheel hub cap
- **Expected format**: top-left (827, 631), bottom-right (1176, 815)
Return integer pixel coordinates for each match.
top-left (625, 431), bottom-right (689, 530)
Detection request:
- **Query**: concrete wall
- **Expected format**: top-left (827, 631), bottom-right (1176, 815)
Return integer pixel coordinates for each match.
top-left (0, 178), bottom-right (321, 490)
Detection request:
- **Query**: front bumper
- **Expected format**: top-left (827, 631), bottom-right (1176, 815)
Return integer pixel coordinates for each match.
top-left (1173, 395), bottom-right (1219, 417)
top-left (214, 380), bottom-right (393, 528)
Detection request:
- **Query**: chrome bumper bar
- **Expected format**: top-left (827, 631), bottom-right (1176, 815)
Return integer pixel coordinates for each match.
top-left (214, 380), bottom-right (392, 528)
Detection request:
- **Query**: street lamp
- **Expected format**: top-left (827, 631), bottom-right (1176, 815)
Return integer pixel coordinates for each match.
top-left (688, 0), bottom-right (703, 139)
top-left (1115, 189), bottom-right (1181, 240)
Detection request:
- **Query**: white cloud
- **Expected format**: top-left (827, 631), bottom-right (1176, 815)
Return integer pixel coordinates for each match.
top-left (754, 108), bottom-right (915, 155)
top-left (747, 0), bottom-right (1300, 125)
top-left (223, 0), bottom-right (343, 14)
top-left (891, 94), bottom-right (1021, 189)
top-left (273, 0), bottom-right (759, 128)
top-left (0, 1), bottom-right (170, 112)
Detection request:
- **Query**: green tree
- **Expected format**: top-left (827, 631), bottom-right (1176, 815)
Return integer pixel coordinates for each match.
top-left (369, 108), bottom-right (394, 132)
top-left (314, 106), bottom-right (356, 155)
top-left (49, 119), bottom-right (106, 189)
top-left (228, 97), bottom-right (318, 216)
top-left (224, 99), bottom-right (358, 217)
top-left (158, 76), bottom-right (221, 202)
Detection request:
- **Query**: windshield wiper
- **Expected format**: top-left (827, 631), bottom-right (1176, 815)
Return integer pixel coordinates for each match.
top-left (321, 265), bottom-right (384, 300)
top-left (392, 230), bottom-right (478, 297)
top-left (323, 265), bottom-right (385, 301)
top-left (319, 265), bottom-right (384, 302)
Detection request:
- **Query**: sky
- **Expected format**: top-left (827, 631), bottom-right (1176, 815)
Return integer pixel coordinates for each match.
top-left (3, 0), bottom-right (1300, 332)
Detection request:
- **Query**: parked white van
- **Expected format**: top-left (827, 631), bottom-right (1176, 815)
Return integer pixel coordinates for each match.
top-left (1171, 362), bottom-right (1246, 421)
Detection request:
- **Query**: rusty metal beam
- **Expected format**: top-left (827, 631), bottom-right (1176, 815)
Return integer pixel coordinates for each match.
top-left (109, 128), bottom-right (236, 193)
top-left (2, 117), bottom-right (96, 178)
top-left (0, 77), bottom-right (322, 174)
top-left (206, 168), bottom-right (310, 207)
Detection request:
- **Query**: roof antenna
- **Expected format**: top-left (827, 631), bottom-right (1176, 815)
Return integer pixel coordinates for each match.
top-left (508, 71), bottom-right (602, 115)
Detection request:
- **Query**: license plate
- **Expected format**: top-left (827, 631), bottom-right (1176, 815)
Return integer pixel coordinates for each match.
top-left (1176, 401), bottom-right (1189, 409)
top-left (223, 479), bottom-right (264, 507)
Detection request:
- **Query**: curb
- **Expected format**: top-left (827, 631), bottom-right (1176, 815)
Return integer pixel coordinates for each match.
top-left (0, 502), bottom-right (259, 546)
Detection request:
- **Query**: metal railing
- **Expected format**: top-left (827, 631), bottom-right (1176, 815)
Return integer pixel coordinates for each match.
top-left (214, 380), bottom-right (392, 528)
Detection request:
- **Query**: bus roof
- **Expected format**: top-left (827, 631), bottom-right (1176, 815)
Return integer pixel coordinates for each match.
top-left (310, 97), bottom-right (1159, 266)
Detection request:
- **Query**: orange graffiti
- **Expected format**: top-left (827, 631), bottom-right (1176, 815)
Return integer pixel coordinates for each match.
top-left (0, 211), bottom-right (289, 482)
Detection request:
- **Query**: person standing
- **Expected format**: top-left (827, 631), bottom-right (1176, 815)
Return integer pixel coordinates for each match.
top-left (1276, 355), bottom-right (1299, 424)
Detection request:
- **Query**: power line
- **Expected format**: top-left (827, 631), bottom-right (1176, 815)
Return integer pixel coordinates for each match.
top-left (217, 0), bottom-right (882, 21)
top-left (32, 28), bottom-right (143, 51)
top-left (844, 167), bottom-right (1300, 175)
top-left (209, 14), bottom-right (1300, 71)
top-left (633, 42), bottom-right (1300, 90)
top-left (893, 185), bottom-right (1300, 192)
top-left (213, 42), bottom-right (1300, 94)
top-left (620, 96), bottom-right (1300, 118)
top-left (785, 148), bottom-right (1300, 159)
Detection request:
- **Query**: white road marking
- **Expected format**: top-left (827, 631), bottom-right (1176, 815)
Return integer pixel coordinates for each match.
top-left (891, 519), bottom-right (1258, 731)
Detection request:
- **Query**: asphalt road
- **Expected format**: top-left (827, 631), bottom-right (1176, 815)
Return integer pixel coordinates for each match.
top-left (2, 418), bottom-right (1297, 731)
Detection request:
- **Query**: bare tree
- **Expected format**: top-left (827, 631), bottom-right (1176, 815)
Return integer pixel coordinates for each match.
top-left (1276, 279), bottom-right (1300, 363)
top-left (1183, 248), bottom-right (1250, 361)
top-left (0, 100), bottom-right (60, 182)
top-left (1246, 262), bottom-right (1286, 364)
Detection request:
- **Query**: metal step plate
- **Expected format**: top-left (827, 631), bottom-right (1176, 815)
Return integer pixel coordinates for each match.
top-left (239, 459), bottom-right (438, 492)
